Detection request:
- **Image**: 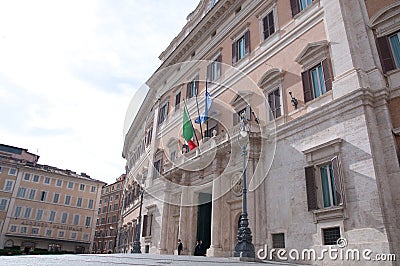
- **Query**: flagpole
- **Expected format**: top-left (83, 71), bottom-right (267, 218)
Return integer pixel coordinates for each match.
top-left (183, 98), bottom-right (201, 148)
top-left (194, 83), bottom-right (204, 141)
top-left (206, 79), bottom-right (209, 137)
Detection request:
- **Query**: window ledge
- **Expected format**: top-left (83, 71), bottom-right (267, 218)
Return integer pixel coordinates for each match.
top-left (312, 205), bottom-right (345, 223)
top-left (233, 54), bottom-right (250, 69)
top-left (293, 0), bottom-right (321, 22)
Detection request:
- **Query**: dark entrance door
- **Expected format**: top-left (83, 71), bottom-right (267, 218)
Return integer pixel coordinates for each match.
top-left (196, 193), bottom-right (212, 253)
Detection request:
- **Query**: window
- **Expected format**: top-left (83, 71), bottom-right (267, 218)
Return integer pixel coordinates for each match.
top-left (56, 179), bottom-right (62, 187)
top-left (91, 186), bottom-right (96, 193)
top-left (49, 211), bottom-right (56, 222)
top-left (207, 55), bottom-right (222, 81)
top-left (115, 194), bottom-right (119, 200)
top-left (109, 240), bottom-right (113, 250)
top-left (14, 206), bottom-right (22, 218)
top-left (33, 175), bottom-right (40, 182)
top-left (10, 225), bottom-right (17, 232)
top-left (98, 208), bottom-right (101, 215)
top-left (104, 198), bottom-right (108, 203)
top-left (36, 209), bottom-right (43, 220)
top-left (44, 177), bottom-right (51, 184)
top-left (112, 215), bottom-right (117, 223)
top-left (24, 207), bottom-right (32, 218)
top-left (4, 180), bottom-right (14, 192)
top-left (0, 166), bottom-right (2, 173)
top-left (103, 206), bottom-right (107, 213)
top-left (73, 214), bottom-right (80, 225)
top-left (322, 227), bottom-right (341, 245)
top-left (46, 229), bottom-right (52, 236)
top-left (377, 31), bottom-right (400, 73)
top-left (262, 11), bottom-right (275, 41)
top-left (267, 88), bottom-right (281, 119)
top-left (290, 0), bottom-right (314, 17)
top-left (68, 181), bottom-right (74, 189)
top-left (77, 197), bottom-right (82, 207)
top-left (272, 233), bottom-right (285, 248)
top-left (61, 212), bottom-right (68, 224)
top-left (305, 157), bottom-right (343, 210)
top-left (79, 184), bottom-right (85, 191)
top-left (17, 187), bottom-right (27, 198)
top-left (32, 228), bottom-right (39, 234)
top-left (58, 231), bottom-right (65, 237)
top-left (53, 193), bottom-right (60, 203)
top-left (71, 232), bottom-right (77, 239)
top-left (24, 173), bottom-right (31, 181)
top-left (232, 30), bottom-right (250, 64)
top-left (114, 203), bottom-right (118, 211)
top-left (301, 59), bottom-right (332, 103)
top-left (145, 128), bottom-right (152, 146)
top-left (0, 199), bottom-right (8, 211)
top-left (20, 226), bottom-right (27, 234)
top-left (154, 159), bottom-right (162, 177)
top-left (101, 218), bottom-right (105, 224)
top-left (40, 191), bottom-right (47, 201)
top-left (142, 214), bottom-right (153, 237)
top-left (88, 199), bottom-right (94, 209)
top-left (186, 78), bottom-right (198, 99)
top-left (110, 196), bottom-right (113, 202)
top-left (29, 189), bottom-right (36, 200)
top-left (158, 102), bottom-right (169, 124)
top-left (175, 91), bottom-right (181, 111)
top-left (85, 216), bottom-right (91, 227)
top-left (8, 168), bottom-right (17, 176)
top-left (65, 195), bottom-right (71, 205)
top-left (83, 234), bottom-right (89, 241)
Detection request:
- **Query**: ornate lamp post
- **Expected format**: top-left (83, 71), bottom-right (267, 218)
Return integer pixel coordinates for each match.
top-left (131, 177), bottom-right (146, 253)
top-left (234, 111), bottom-right (255, 258)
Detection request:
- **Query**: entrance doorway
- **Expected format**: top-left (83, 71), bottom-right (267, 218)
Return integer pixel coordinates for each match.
top-left (196, 193), bottom-right (212, 252)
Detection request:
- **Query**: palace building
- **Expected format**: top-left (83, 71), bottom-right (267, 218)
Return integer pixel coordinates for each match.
top-left (121, 0), bottom-right (400, 263)
top-left (0, 144), bottom-right (105, 254)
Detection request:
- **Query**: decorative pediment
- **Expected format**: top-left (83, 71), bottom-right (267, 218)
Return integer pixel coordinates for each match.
top-left (295, 41), bottom-right (329, 65)
top-left (257, 68), bottom-right (284, 88)
top-left (229, 90), bottom-right (252, 106)
top-left (368, 2), bottom-right (400, 37)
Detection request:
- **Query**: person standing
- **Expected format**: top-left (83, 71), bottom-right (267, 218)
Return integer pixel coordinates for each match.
top-left (177, 239), bottom-right (183, 255)
top-left (194, 240), bottom-right (201, 256)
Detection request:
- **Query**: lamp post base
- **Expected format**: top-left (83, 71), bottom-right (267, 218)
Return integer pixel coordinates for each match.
top-left (131, 241), bottom-right (141, 253)
top-left (233, 215), bottom-right (255, 258)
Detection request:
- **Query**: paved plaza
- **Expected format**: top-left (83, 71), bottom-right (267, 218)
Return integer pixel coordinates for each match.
top-left (1, 254), bottom-right (300, 266)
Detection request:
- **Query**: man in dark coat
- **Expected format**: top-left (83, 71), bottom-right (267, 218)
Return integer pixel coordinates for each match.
top-left (177, 239), bottom-right (183, 255)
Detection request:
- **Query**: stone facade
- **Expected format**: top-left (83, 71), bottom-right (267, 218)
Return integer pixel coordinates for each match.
top-left (122, 0), bottom-right (400, 264)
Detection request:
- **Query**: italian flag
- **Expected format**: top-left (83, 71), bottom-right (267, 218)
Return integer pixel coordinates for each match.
top-left (182, 107), bottom-right (197, 151)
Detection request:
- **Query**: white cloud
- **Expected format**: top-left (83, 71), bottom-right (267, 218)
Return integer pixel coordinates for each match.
top-left (0, 0), bottom-right (199, 184)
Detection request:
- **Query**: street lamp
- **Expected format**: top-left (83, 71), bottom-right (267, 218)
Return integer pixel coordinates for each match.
top-left (132, 177), bottom-right (146, 253)
top-left (234, 111), bottom-right (255, 258)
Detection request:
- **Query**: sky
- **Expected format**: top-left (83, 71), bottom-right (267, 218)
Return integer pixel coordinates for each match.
top-left (0, 0), bottom-right (199, 184)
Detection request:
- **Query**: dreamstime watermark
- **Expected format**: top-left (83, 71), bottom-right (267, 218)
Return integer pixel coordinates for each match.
top-left (257, 238), bottom-right (396, 262)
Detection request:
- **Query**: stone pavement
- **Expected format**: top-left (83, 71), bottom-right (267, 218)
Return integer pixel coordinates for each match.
top-left (1, 253), bottom-right (301, 266)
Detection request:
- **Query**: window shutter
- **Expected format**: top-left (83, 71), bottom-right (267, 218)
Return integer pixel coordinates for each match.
top-left (244, 30), bottom-right (250, 55)
top-left (245, 105), bottom-right (251, 120)
top-left (233, 112), bottom-right (239, 126)
top-left (275, 89), bottom-right (281, 117)
top-left (207, 63), bottom-right (212, 81)
top-left (186, 83), bottom-right (191, 98)
top-left (216, 54), bottom-right (222, 78)
top-left (262, 16), bottom-right (269, 39)
top-left (268, 12), bottom-right (275, 36)
top-left (322, 59), bottom-right (333, 91)
top-left (195, 80), bottom-right (199, 96)
top-left (165, 102), bottom-right (169, 121)
top-left (142, 215), bottom-right (148, 237)
top-left (232, 41), bottom-right (237, 64)
top-left (331, 156), bottom-right (343, 205)
top-left (305, 166), bottom-right (318, 211)
top-left (376, 36), bottom-right (396, 73)
top-left (302, 70), bottom-right (313, 103)
top-left (149, 214), bottom-right (153, 236)
top-left (290, 0), bottom-right (300, 17)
